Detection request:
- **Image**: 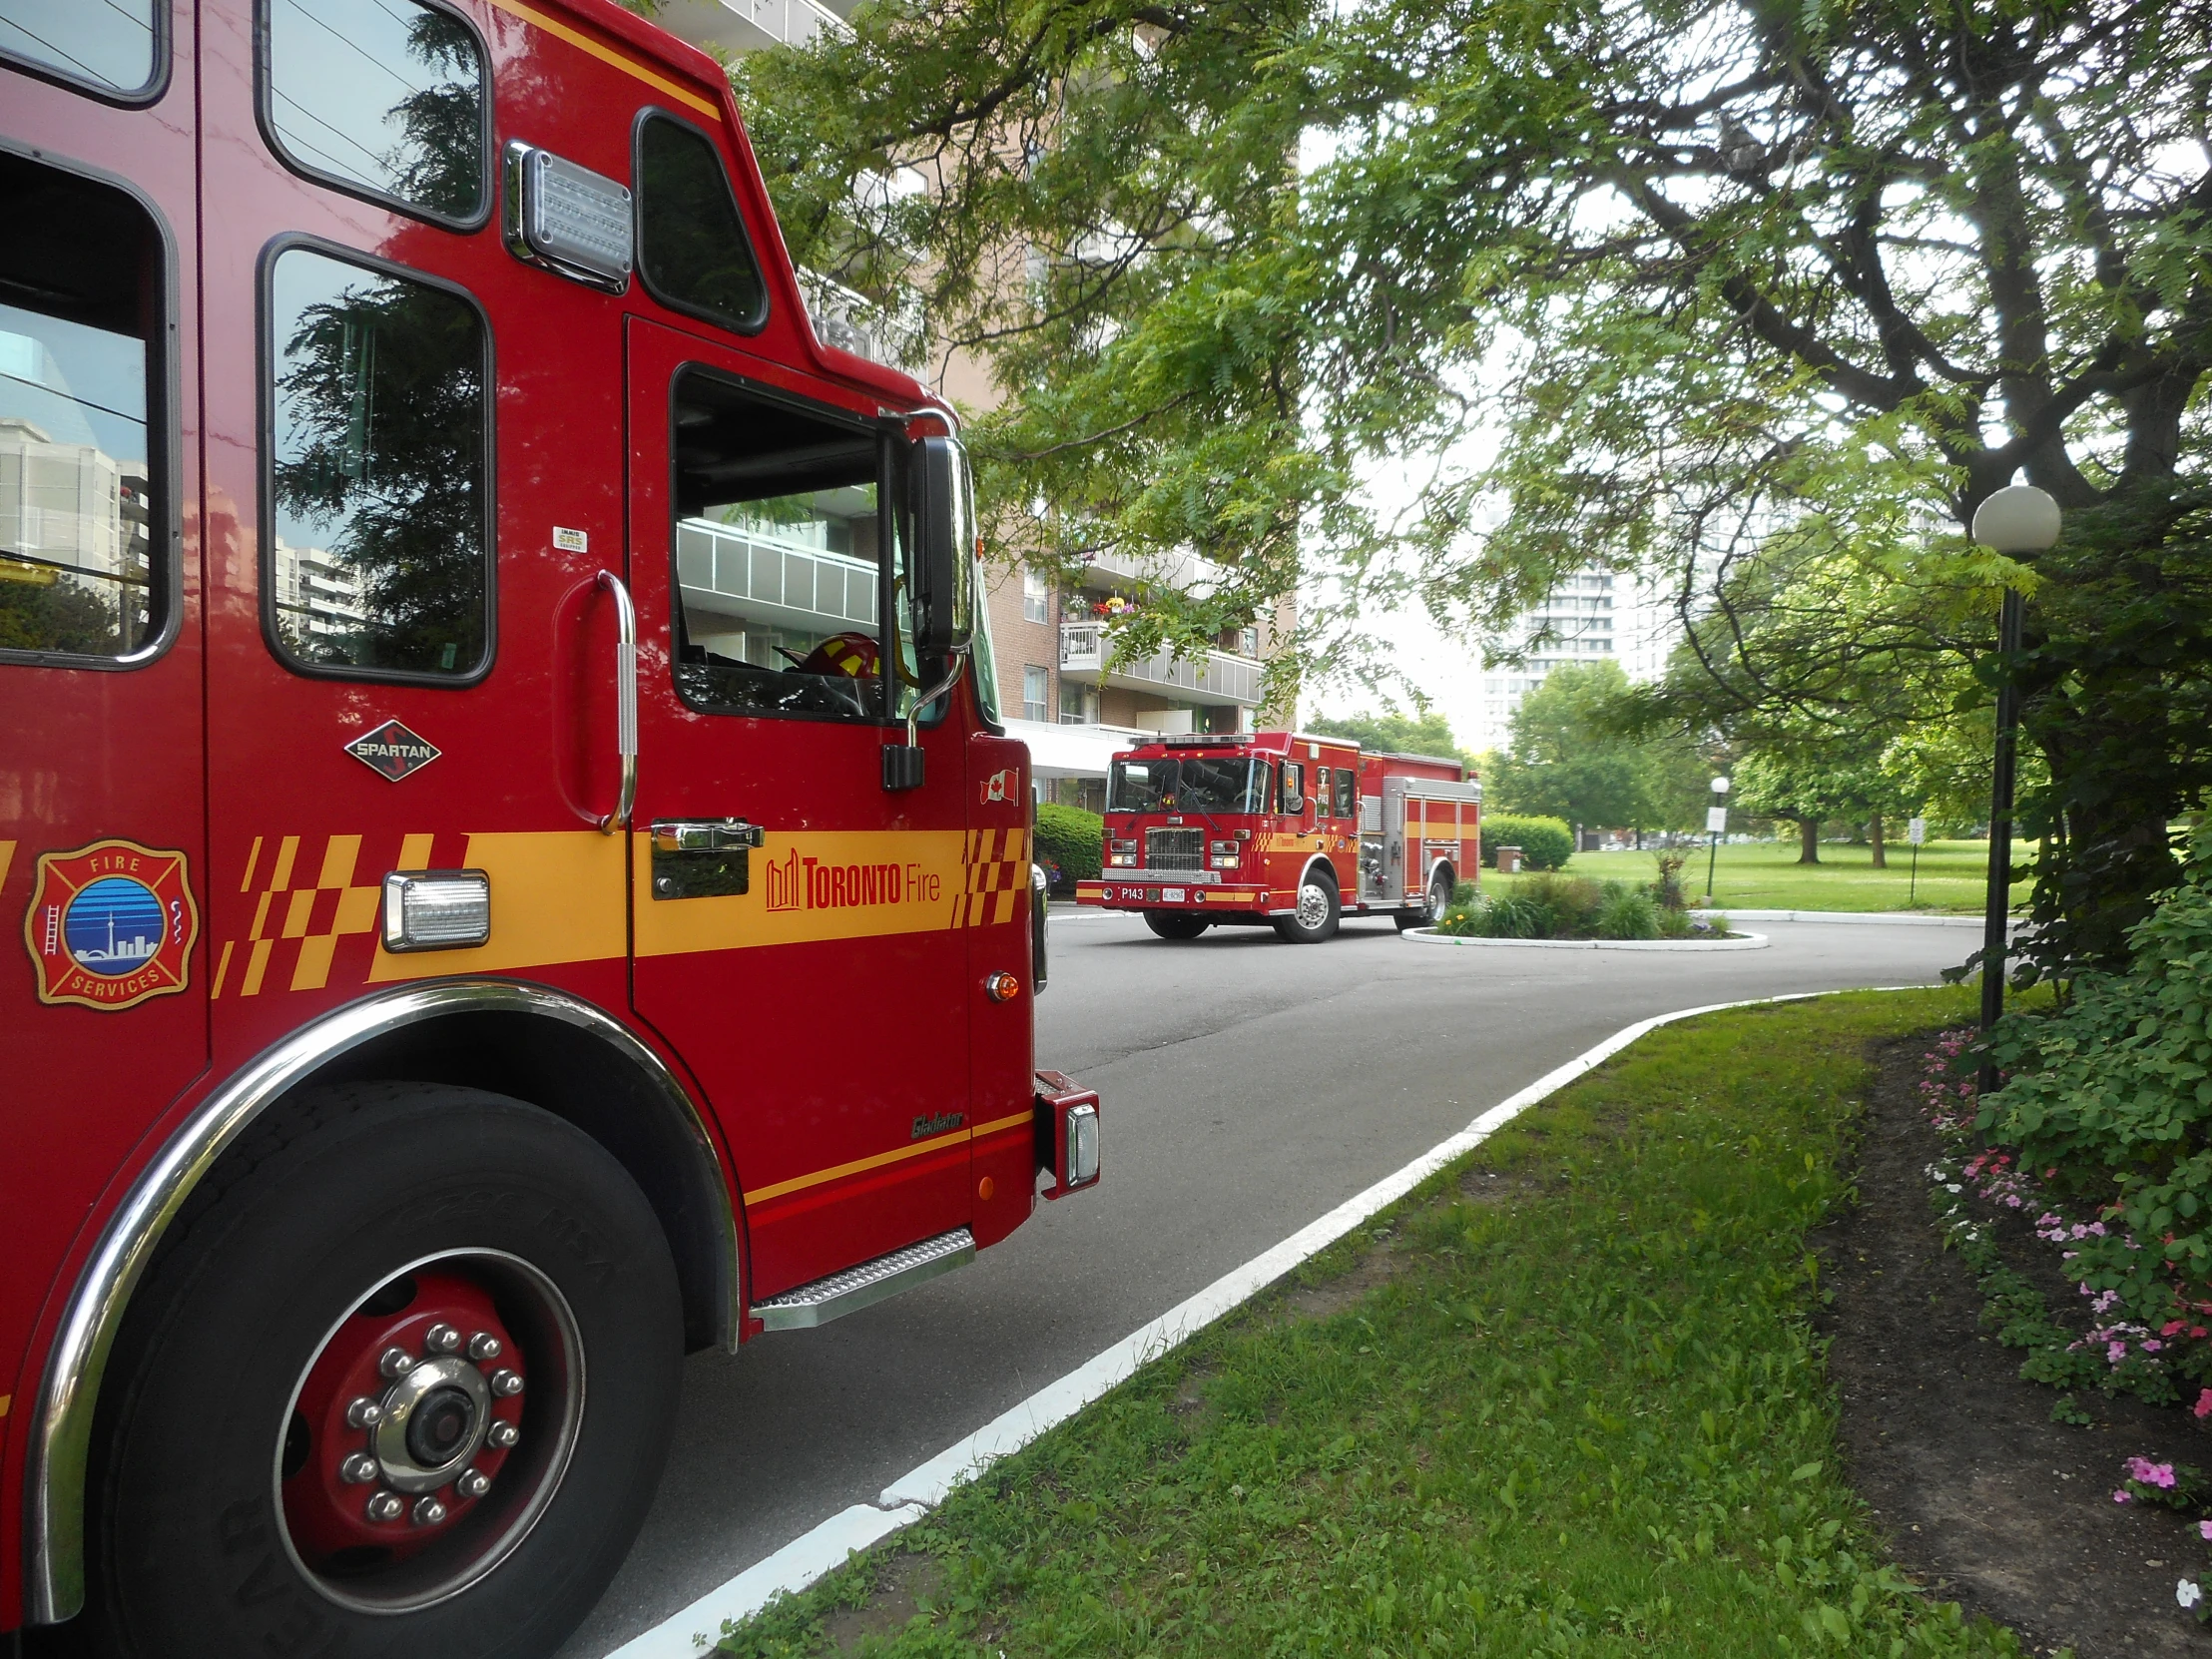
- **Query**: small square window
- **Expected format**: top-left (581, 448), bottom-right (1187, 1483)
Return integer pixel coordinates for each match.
top-left (1022, 566), bottom-right (1047, 624)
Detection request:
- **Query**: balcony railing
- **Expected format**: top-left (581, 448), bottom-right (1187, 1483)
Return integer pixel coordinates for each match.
top-left (796, 269), bottom-right (925, 374)
top-left (654, 0), bottom-right (845, 55)
top-left (1060, 622), bottom-right (1263, 707)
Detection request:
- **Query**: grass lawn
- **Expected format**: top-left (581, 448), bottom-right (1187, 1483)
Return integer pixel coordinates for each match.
top-left (1480, 837), bottom-right (2028, 914)
top-left (717, 986), bottom-right (2029, 1659)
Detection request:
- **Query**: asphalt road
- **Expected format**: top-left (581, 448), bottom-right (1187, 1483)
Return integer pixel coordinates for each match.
top-left (561, 908), bottom-right (1973, 1657)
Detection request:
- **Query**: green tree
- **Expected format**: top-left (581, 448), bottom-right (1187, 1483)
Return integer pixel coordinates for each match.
top-left (1304, 710), bottom-right (1465, 765)
top-left (1489, 662), bottom-right (1702, 837)
top-left (1731, 745), bottom-right (1911, 866)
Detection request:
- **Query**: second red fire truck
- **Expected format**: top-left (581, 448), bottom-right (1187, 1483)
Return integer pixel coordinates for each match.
top-left (0, 3), bottom-right (1096, 1655)
top-left (1075, 732), bottom-right (1481, 940)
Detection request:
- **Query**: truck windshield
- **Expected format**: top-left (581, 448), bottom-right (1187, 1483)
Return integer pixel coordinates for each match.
top-left (1107, 756), bottom-right (1266, 814)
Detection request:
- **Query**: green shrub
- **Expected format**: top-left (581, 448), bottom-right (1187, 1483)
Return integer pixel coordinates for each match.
top-left (1980, 843), bottom-right (2212, 1387)
top-left (1656, 904), bottom-right (1694, 938)
top-left (1524, 871), bottom-right (1603, 933)
top-left (1480, 814), bottom-right (1574, 870)
top-left (1595, 882), bottom-right (1661, 939)
top-left (1033, 802), bottom-right (1102, 890)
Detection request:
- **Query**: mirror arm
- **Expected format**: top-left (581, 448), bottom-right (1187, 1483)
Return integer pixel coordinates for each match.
top-left (904, 644), bottom-right (970, 749)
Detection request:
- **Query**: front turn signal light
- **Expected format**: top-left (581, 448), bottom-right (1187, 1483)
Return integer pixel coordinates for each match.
top-left (380, 870), bottom-right (491, 952)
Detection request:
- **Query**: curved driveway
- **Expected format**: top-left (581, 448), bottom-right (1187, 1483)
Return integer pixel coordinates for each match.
top-left (563, 910), bottom-right (1972, 1656)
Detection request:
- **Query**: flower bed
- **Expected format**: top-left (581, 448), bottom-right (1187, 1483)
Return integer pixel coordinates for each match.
top-left (1435, 868), bottom-right (1736, 941)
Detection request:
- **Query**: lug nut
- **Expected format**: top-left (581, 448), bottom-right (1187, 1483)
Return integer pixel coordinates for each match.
top-left (339, 1452), bottom-right (380, 1485)
top-left (486, 1419), bottom-right (520, 1449)
top-left (467, 1331), bottom-right (503, 1362)
top-left (424, 1323), bottom-right (463, 1355)
top-left (411, 1495), bottom-right (448, 1527)
top-left (456, 1466), bottom-right (492, 1498)
top-left (488, 1369), bottom-right (524, 1397)
top-left (365, 1491), bottom-right (404, 1522)
top-left (344, 1395), bottom-right (384, 1429)
top-left (377, 1346), bottom-right (414, 1380)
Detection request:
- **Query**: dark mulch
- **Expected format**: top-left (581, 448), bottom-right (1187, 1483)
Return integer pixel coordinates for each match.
top-left (1814, 1035), bottom-right (2212, 1658)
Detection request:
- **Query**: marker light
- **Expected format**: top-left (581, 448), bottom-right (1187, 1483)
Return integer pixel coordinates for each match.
top-left (381, 870), bottom-right (491, 952)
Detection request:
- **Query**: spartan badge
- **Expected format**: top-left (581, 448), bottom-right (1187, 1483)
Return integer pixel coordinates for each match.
top-left (343, 719), bottom-right (441, 782)
top-left (24, 839), bottom-right (199, 1010)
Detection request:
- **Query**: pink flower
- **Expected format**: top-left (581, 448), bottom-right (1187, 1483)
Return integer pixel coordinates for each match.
top-left (2196, 1389), bottom-right (2212, 1420)
top-left (2199, 1519), bottom-right (2212, 1541)
top-left (2110, 1341), bottom-right (2130, 1364)
top-left (2126, 1457), bottom-right (2177, 1488)
top-left (2164, 1322), bottom-right (2186, 1337)
top-left (2117, 1489), bottom-right (2133, 1503)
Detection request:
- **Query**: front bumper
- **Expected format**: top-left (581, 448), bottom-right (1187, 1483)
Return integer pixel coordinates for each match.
top-left (1034, 1070), bottom-right (1101, 1199)
top-left (1076, 879), bottom-right (1277, 912)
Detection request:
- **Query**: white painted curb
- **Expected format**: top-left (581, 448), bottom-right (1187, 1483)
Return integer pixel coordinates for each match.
top-left (1402, 927), bottom-right (1769, 951)
top-left (600, 985), bottom-right (1927, 1657)
top-left (1692, 908), bottom-right (2008, 928)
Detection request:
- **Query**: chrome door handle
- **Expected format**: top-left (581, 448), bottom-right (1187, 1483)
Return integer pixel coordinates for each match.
top-left (650, 819), bottom-right (765, 854)
top-left (598, 570), bottom-right (637, 833)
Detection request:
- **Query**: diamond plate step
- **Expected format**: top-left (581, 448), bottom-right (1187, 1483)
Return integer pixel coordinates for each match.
top-left (753, 1228), bottom-right (977, 1331)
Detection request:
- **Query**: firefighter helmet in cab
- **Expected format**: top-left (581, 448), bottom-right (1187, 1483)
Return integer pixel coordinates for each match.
top-left (786, 631), bottom-right (880, 678)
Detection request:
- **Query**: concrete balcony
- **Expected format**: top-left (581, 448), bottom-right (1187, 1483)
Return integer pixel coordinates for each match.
top-left (1059, 622), bottom-right (1263, 707)
top-left (1071, 546), bottom-right (1219, 595)
top-left (651, 0), bottom-right (844, 56)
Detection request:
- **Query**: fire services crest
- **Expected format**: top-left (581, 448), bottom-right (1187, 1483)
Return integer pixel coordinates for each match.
top-left (23, 838), bottom-right (199, 1010)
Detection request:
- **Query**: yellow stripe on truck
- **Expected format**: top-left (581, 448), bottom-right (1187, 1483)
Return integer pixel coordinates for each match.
top-left (634, 830), bottom-right (970, 958)
top-left (368, 831), bottom-right (627, 981)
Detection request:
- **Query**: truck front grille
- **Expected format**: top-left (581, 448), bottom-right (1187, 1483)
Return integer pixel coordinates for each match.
top-left (1145, 828), bottom-right (1205, 870)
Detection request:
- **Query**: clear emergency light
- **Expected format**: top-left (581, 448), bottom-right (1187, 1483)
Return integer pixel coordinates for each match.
top-left (381, 870), bottom-right (492, 952)
top-left (1035, 1072), bottom-right (1101, 1200)
top-left (503, 142), bottom-right (633, 292)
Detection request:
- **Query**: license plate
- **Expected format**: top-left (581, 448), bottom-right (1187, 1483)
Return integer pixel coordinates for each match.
top-left (1162, 887), bottom-right (1186, 903)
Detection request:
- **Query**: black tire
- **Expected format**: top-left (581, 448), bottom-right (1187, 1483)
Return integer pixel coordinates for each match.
top-left (1273, 867), bottom-right (1342, 943)
top-left (1144, 911), bottom-right (1211, 939)
top-left (79, 1082), bottom-right (682, 1659)
top-left (1397, 865), bottom-right (1453, 931)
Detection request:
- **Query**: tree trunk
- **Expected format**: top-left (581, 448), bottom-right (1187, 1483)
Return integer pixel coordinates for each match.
top-left (1798, 818), bottom-right (1821, 864)
top-left (1870, 813), bottom-right (1887, 869)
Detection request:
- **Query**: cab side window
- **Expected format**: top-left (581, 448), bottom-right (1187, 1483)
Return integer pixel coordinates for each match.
top-left (1281, 763), bottom-right (1306, 815)
top-left (1334, 768), bottom-right (1357, 820)
top-left (0, 0), bottom-right (162, 99)
top-left (265, 246), bottom-right (491, 680)
top-left (260, 0), bottom-right (488, 224)
top-left (1315, 767), bottom-right (1335, 818)
top-left (636, 113), bottom-right (767, 334)
top-left (669, 369), bottom-right (898, 722)
top-left (0, 153), bottom-right (170, 665)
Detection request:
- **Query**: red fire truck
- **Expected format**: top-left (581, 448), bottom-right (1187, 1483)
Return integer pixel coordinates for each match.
top-left (1074, 732), bottom-right (1480, 940)
top-left (0, 4), bottom-right (1098, 1653)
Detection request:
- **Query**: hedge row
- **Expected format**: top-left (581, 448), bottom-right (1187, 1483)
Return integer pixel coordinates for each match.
top-left (1034, 803), bottom-right (1103, 890)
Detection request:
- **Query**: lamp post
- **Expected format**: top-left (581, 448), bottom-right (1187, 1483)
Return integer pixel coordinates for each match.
top-left (1968, 482), bottom-right (2060, 1088)
top-left (1704, 775), bottom-right (1730, 904)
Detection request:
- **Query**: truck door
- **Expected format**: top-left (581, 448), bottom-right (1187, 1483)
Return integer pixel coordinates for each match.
top-left (0, 43), bottom-right (209, 1407)
top-left (624, 315), bottom-right (973, 1300)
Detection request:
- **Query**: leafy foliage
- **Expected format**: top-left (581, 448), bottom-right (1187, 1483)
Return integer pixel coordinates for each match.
top-left (1979, 846), bottom-right (2212, 1386)
top-left (1033, 801), bottom-right (1103, 888)
top-left (1477, 814), bottom-right (1573, 871)
top-left (1490, 662), bottom-right (1709, 832)
top-left (1303, 710), bottom-right (1466, 766)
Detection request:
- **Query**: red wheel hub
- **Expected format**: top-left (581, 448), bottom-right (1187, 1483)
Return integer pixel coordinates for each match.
top-left (282, 1269), bottom-right (524, 1565)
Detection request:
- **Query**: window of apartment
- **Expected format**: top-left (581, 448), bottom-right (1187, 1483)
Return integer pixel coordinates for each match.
top-left (1239, 625), bottom-right (1258, 657)
top-left (636, 112), bottom-right (767, 335)
top-left (262, 0), bottom-right (488, 224)
top-left (1022, 663), bottom-right (1049, 722)
top-left (1058, 681), bottom-right (1096, 724)
top-left (1, 0), bottom-right (162, 99)
top-left (668, 370), bottom-right (900, 722)
top-left (266, 246), bottom-right (491, 680)
top-left (1022, 566), bottom-right (1048, 624)
top-left (0, 154), bottom-right (171, 664)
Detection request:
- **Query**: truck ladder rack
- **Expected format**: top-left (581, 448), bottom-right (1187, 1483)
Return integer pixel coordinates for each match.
top-left (753, 1228), bottom-right (976, 1331)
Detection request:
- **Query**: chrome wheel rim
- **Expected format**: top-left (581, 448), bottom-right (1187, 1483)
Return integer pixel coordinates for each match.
top-left (1298, 881), bottom-right (1331, 930)
top-left (1428, 875), bottom-right (1449, 920)
top-left (273, 1248), bottom-right (586, 1614)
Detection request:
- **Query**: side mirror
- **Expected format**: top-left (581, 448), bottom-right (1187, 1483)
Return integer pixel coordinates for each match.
top-left (911, 434), bottom-right (976, 659)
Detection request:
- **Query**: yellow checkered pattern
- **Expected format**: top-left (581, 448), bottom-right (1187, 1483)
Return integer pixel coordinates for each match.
top-left (213, 831), bottom-right (430, 997)
top-left (959, 828), bottom-right (1030, 928)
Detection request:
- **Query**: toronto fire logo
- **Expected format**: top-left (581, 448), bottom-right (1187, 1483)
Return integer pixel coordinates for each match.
top-left (24, 838), bottom-right (199, 1010)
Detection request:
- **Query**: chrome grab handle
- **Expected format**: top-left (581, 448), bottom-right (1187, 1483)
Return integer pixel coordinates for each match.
top-left (598, 569), bottom-right (637, 833)
top-left (651, 819), bottom-right (764, 854)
